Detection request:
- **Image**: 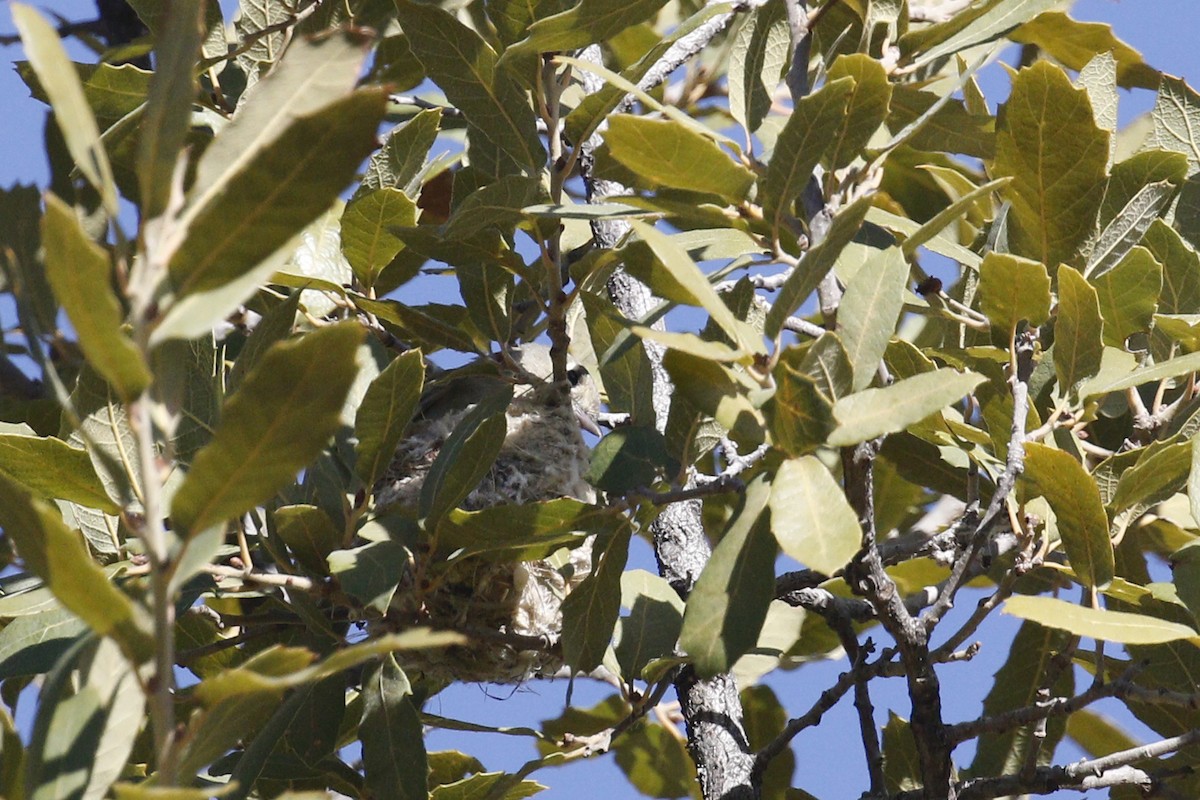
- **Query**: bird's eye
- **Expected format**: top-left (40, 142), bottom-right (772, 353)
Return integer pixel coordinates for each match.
top-left (566, 366), bottom-right (588, 386)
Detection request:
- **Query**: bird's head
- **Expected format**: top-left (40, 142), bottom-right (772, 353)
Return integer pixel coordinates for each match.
top-left (509, 343), bottom-right (602, 436)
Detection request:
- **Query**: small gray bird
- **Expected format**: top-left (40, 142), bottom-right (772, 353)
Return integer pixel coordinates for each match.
top-left (373, 343), bottom-right (601, 683)
top-left (375, 343), bottom-right (600, 511)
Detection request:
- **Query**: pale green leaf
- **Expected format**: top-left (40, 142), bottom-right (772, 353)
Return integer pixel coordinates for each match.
top-left (0, 474), bottom-right (152, 660)
top-left (1004, 596), bottom-right (1196, 644)
top-left (1086, 181), bottom-right (1175, 280)
top-left (995, 62), bottom-right (1109, 268)
top-left (171, 323), bottom-right (364, 536)
top-left (769, 347), bottom-right (835, 456)
top-left (838, 246), bottom-right (909, 391)
top-left (903, 0), bottom-right (1062, 68)
top-left (1111, 440), bottom-right (1191, 514)
top-left (562, 527), bottom-right (630, 672)
top-left (825, 54), bottom-right (892, 170)
top-left (729, 0), bottom-right (789, 133)
top-left (1149, 75), bottom-right (1200, 170)
top-left (1055, 265), bottom-right (1105, 395)
top-left (358, 108), bottom-right (442, 198)
top-left (1023, 442), bottom-right (1114, 588)
top-left (419, 385), bottom-right (511, 521)
top-left (829, 369), bottom-right (985, 446)
top-left (11, 3), bottom-right (117, 212)
top-left (501, 0), bottom-right (671, 73)
top-left (43, 194), bottom-right (150, 400)
top-left (0, 434), bottom-right (118, 513)
top-left (770, 456), bottom-right (861, 574)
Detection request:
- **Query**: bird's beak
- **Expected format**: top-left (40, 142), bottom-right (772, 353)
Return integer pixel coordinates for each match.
top-left (576, 408), bottom-right (602, 436)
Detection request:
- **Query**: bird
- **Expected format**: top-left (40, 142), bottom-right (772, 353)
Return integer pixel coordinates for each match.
top-left (372, 343), bottom-right (602, 683)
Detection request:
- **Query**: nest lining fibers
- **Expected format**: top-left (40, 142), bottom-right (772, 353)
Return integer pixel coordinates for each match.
top-left (374, 387), bottom-right (596, 683)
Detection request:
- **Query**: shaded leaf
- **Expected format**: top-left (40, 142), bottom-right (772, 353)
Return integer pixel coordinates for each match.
top-left (418, 384), bottom-right (511, 521)
top-left (359, 109), bottom-right (442, 198)
top-left (769, 347), bottom-right (835, 456)
top-left (825, 54), bottom-right (892, 170)
top-left (171, 323), bottom-right (364, 536)
top-left (1013, 11), bottom-right (1159, 90)
top-left (562, 526), bottom-right (631, 672)
top-left (729, 0), bottom-right (789, 133)
top-left (585, 427), bottom-right (675, 493)
top-left (341, 188), bottom-right (418, 289)
top-left (679, 475), bottom-right (775, 677)
top-left (273, 505), bottom-right (341, 576)
top-left (902, 0), bottom-right (1061, 68)
top-left (361, 655), bottom-right (426, 800)
top-left (1023, 443), bottom-right (1114, 589)
top-left (1086, 180), bottom-right (1175, 280)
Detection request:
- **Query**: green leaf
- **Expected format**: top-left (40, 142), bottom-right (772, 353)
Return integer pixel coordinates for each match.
top-left (1054, 265), bottom-right (1105, 395)
top-left (272, 505), bottom-right (341, 576)
top-left (761, 77), bottom-right (855, 234)
top-left (169, 86), bottom-right (388, 297)
top-left (1145, 219), bottom-right (1200, 316)
top-left (769, 456), bottom-right (861, 575)
top-left (764, 195), bottom-right (872, 339)
top-left (1086, 181), bottom-right (1175, 280)
top-left (799, 331), bottom-right (854, 401)
top-left (418, 385), bottom-right (512, 521)
top-left (355, 349), bottom-right (425, 488)
top-left (902, 0), bottom-right (1062, 68)
top-left (358, 108), bottom-right (442, 198)
top-left (562, 527), bottom-right (631, 672)
top-left (614, 722), bottom-right (698, 798)
top-left (1066, 710), bottom-right (1140, 760)
top-left (361, 655), bottom-right (427, 800)
top-left (1012, 11), bottom-right (1160, 90)
top-left (137, 0), bottom-right (203, 218)
top-left (970, 621), bottom-right (1074, 778)
top-left (42, 194), bottom-right (150, 400)
top-left (995, 62), bottom-right (1109, 268)
top-left (882, 713), bottom-right (921, 794)
top-left (395, 0), bottom-right (543, 173)
top-left (679, 474), bottom-right (775, 677)
top-left (1023, 443), bottom-right (1114, 589)
top-left (0, 606), bottom-right (85, 680)
top-left (341, 188), bottom-right (418, 289)
top-left (886, 86), bottom-right (995, 159)
top-left (581, 291), bottom-right (656, 426)
top-left (0, 474), bottom-right (152, 661)
top-left (500, 0), bottom-right (671, 73)
top-left (604, 115), bottom-right (756, 203)
top-left (1004, 596), bottom-right (1196, 644)
top-left (978, 252), bottom-right (1051, 330)
top-left (825, 54), bottom-right (893, 170)
top-left (1078, 52), bottom-right (1117, 151)
top-left (171, 322), bottom-right (365, 536)
top-left (0, 434), bottom-right (119, 513)
top-left (431, 773), bottom-right (546, 800)
top-left (585, 427), bottom-right (675, 493)
top-left (769, 347), bottom-right (835, 456)
top-left (1149, 76), bottom-right (1200, 171)
top-left (1111, 440), bottom-right (1191, 514)
top-left (11, 3), bottom-right (117, 212)
top-left (729, 0), bottom-right (789, 134)
top-left (1100, 151), bottom-right (1189, 231)
top-left (1092, 246), bottom-right (1162, 348)
top-left (628, 220), bottom-right (760, 353)
top-left (829, 369), bottom-right (985, 447)
top-left (839, 246), bottom-right (909, 391)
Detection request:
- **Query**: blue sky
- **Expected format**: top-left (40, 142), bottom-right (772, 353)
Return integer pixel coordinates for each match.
top-left (1, 1), bottom-right (1199, 798)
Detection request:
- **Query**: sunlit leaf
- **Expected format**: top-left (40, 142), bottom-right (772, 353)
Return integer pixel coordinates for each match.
top-left (839, 246), bottom-right (909, 391)
top-left (978, 252), bottom-right (1051, 331)
top-left (1004, 596), bottom-right (1196, 643)
top-left (770, 456), bottom-right (861, 574)
top-left (829, 369), bottom-right (985, 446)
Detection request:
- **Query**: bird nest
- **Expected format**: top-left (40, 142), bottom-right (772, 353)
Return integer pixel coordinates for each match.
top-left (371, 359), bottom-right (597, 684)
